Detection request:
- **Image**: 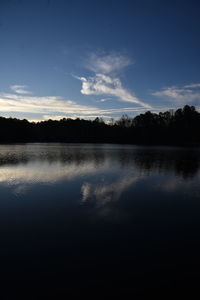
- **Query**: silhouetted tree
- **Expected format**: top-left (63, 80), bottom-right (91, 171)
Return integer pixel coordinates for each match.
top-left (0, 105), bottom-right (199, 145)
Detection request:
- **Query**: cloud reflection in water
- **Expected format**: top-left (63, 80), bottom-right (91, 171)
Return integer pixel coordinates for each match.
top-left (81, 175), bottom-right (140, 207)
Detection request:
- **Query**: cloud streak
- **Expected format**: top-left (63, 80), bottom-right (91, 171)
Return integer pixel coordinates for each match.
top-left (0, 92), bottom-right (97, 114)
top-left (152, 83), bottom-right (200, 105)
top-left (10, 85), bottom-right (31, 94)
top-left (0, 88), bottom-right (149, 120)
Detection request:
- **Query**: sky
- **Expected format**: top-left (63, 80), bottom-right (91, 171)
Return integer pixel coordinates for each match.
top-left (0, 0), bottom-right (200, 121)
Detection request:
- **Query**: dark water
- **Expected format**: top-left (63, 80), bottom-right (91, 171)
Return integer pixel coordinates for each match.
top-left (0, 143), bottom-right (200, 297)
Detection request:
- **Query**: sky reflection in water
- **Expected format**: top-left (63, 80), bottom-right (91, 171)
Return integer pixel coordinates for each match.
top-left (0, 143), bottom-right (199, 203)
top-left (1, 144), bottom-right (200, 296)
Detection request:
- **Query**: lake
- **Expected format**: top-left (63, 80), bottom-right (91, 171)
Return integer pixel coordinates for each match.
top-left (0, 143), bottom-right (200, 297)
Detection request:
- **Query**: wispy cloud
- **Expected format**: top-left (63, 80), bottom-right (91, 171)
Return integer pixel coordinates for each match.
top-left (0, 92), bottom-right (97, 114)
top-left (152, 83), bottom-right (200, 105)
top-left (10, 85), bottom-right (31, 94)
top-left (98, 98), bottom-right (111, 102)
top-left (75, 52), bottom-right (152, 109)
top-left (0, 87), bottom-right (150, 120)
top-left (86, 52), bottom-right (132, 74)
top-left (184, 83), bottom-right (200, 89)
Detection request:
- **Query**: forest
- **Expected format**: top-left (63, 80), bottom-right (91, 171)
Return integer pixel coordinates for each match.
top-left (0, 105), bottom-right (199, 145)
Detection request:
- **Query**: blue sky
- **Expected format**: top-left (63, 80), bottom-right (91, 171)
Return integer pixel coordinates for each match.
top-left (0, 0), bottom-right (200, 121)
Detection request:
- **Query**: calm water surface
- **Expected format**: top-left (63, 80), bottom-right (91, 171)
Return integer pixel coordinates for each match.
top-left (0, 143), bottom-right (200, 297)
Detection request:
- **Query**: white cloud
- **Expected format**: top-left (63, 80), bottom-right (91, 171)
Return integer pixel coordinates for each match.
top-left (98, 98), bottom-right (111, 102)
top-left (76, 73), bottom-right (151, 108)
top-left (0, 92), bottom-right (98, 114)
top-left (184, 83), bottom-right (200, 89)
top-left (75, 52), bottom-right (151, 108)
top-left (86, 52), bottom-right (132, 74)
top-left (0, 88), bottom-right (150, 120)
top-left (10, 85), bottom-right (31, 94)
top-left (152, 83), bottom-right (200, 105)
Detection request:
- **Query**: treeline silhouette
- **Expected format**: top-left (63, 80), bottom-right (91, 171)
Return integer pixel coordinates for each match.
top-left (0, 105), bottom-right (200, 145)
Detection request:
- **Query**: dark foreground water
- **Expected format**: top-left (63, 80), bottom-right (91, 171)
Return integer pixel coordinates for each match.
top-left (0, 143), bottom-right (200, 298)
